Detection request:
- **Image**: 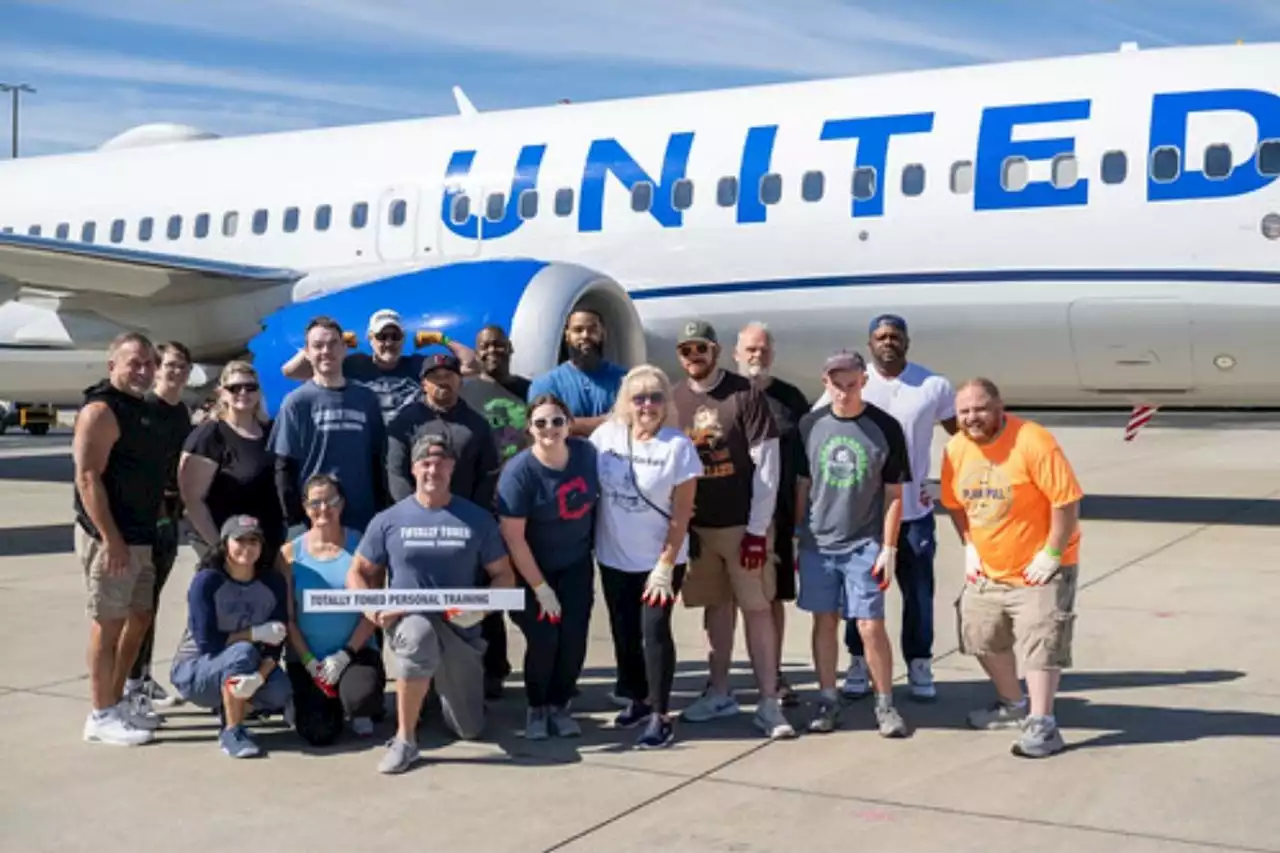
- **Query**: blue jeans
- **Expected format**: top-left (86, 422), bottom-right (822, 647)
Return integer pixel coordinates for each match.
top-left (797, 540), bottom-right (885, 620)
top-left (170, 642), bottom-right (292, 712)
top-left (845, 513), bottom-right (937, 661)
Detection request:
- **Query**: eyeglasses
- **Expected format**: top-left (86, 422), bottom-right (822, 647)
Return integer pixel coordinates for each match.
top-left (223, 382), bottom-right (259, 395)
top-left (375, 330), bottom-right (403, 343)
top-left (678, 343), bottom-right (709, 357)
top-left (632, 392), bottom-right (664, 406)
top-left (305, 495), bottom-right (342, 510)
top-left (532, 416), bottom-right (567, 430)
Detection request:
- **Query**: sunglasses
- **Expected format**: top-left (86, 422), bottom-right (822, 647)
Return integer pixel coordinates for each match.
top-left (223, 382), bottom-right (259, 395)
top-left (678, 342), bottom-right (710, 357)
top-left (632, 392), bottom-right (665, 406)
top-left (375, 330), bottom-right (403, 342)
top-left (305, 495), bottom-right (342, 510)
top-left (532, 415), bottom-right (567, 430)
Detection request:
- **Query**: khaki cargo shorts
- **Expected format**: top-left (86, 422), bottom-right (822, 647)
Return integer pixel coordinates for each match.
top-left (681, 525), bottom-right (775, 611)
top-left (955, 564), bottom-right (1078, 670)
top-left (75, 524), bottom-right (156, 622)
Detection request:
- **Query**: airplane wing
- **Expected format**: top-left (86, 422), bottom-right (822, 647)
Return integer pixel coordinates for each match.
top-left (0, 232), bottom-right (303, 304)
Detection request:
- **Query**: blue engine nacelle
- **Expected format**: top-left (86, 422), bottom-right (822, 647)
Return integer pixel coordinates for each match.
top-left (247, 258), bottom-right (646, 416)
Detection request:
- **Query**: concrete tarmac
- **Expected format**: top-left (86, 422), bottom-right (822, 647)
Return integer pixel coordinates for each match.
top-left (1, 415), bottom-right (1278, 853)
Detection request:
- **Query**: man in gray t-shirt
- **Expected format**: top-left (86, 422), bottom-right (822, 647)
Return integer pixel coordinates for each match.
top-left (795, 350), bottom-right (909, 738)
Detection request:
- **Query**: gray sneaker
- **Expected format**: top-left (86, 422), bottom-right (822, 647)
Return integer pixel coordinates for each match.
top-left (875, 703), bottom-right (909, 738)
top-left (548, 706), bottom-right (581, 738)
top-left (967, 699), bottom-right (1028, 730)
top-left (1012, 715), bottom-right (1065, 758)
top-left (808, 698), bottom-right (841, 733)
top-left (377, 738), bottom-right (420, 774)
top-left (525, 706), bottom-right (549, 740)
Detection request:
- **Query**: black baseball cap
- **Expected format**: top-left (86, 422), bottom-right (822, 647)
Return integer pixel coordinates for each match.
top-left (420, 353), bottom-right (461, 378)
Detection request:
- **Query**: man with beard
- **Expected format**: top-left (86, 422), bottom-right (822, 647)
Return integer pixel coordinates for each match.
top-left (941, 378), bottom-right (1082, 758)
top-left (733, 322), bottom-right (809, 707)
top-left (828, 314), bottom-right (957, 702)
top-left (528, 309), bottom-right (627, 437)
top-left (459, 325), bottom-right (533, 464)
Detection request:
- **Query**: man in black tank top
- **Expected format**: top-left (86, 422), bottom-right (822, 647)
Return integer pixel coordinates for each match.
top-left (74, 332), bottom-right (172, 747)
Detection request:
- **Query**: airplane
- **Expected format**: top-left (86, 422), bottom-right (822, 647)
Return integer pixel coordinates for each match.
top-left (1, 39), bottom-right (1279, 421)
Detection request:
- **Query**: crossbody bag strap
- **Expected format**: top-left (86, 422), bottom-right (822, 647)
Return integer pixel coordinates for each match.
top-left (626, 427), bottom-right (671, 522)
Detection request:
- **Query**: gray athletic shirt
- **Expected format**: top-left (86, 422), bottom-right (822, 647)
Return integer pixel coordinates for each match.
top-left (357, 494), bottom-right (507, 591)
top-left (796, 402), bottom-right (911, 552)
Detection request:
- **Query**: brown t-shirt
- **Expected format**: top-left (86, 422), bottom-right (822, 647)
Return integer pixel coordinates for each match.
top-left (673, 370), bottom-right (779, 528)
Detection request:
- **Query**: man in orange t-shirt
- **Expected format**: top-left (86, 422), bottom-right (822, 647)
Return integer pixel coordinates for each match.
top-left (940, 377), bottom-right (1083, 759)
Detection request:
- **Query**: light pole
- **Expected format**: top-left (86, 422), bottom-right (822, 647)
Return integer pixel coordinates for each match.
top-left (0, 83), bottom-right (35, 158)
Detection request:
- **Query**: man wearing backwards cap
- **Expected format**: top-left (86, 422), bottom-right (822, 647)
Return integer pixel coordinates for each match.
top-left (349, 432), bottom-right (515, 775)
top-left (281, 308), bottom-right (480, 424)
top-left (796, 349), bottom-right (911, 738)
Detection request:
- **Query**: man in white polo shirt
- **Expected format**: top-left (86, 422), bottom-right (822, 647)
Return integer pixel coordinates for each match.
top-left (815, 313), bottom-right (956, 701)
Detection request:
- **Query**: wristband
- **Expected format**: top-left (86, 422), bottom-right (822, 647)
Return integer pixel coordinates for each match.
top-left (342, 645), bottom-right (358, 659)
top-left (1044, 546), bottom-right (1062, 558)
top-left (302, 652), bottom-right (315, 666)
top-left (440, 333), bottom-right (450, 345)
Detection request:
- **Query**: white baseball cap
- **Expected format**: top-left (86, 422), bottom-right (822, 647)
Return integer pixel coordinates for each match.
top-left (368, 309), bottom-right (404, 336)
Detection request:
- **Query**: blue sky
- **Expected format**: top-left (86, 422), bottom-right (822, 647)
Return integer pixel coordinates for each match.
top-left (4, 0), bottom-right (1280, 156)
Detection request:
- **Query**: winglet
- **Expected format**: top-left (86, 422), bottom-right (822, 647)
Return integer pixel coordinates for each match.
top-left (452, 86), bottom-right (478, 116)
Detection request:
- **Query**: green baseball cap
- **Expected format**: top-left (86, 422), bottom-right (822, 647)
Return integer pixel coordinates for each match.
top-left (677, 320), bottom-right (718, 345)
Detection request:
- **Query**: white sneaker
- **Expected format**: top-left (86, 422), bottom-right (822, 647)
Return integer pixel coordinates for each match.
top-left (681, 689), bottom-right (739, 722)
top-left (84, 709), bottom-right (154, 746)
top-left (908, 658), bottom-right (936, 701)
top-left (753, 697), bottom-right (797, 740)
top-left (841, 657), bottom-right (870, 698)
top-left (121, 694), bottom-right (162, 730)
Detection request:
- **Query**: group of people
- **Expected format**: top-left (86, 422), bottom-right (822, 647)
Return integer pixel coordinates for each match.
top-left (71, 302), bottom-right (1084, 774)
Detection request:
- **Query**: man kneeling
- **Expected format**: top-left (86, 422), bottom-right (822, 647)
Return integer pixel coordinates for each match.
top-left (349, 433), bottom-right (515, 774)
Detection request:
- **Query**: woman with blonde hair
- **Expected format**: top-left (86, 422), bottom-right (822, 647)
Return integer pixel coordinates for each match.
top-left (179, 360), bottom-right (284, 565)
top-left (589, 364), bottom-right (703, 749)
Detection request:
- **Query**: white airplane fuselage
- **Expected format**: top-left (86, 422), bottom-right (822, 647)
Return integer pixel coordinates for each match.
top-left (1, 42), bottom-right (1280, 408)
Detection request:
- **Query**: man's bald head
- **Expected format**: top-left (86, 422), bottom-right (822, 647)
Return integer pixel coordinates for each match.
top-left (734, 321), bottom-right (774, 381)
top-left (955, 377), bottom-right (1004, 443)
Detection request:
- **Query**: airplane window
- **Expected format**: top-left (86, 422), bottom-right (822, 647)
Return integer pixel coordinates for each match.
top-left (167, 215), bottom-right (182, 240)
top-left (950, 161), bottom-right (974, 194)
top-left (1100, 150), bottom-right (1127, 184)
top-left (519, 189), bottom-right (539, 219)
top-left (672, 178), bottom-right (694, 211)
top-left (194, 213), bottom-right (210, 239)
top-left (486, 192), bottom-right (506, 222)
top-left (253, 209), bottom-right (269, 235)
top-left (716, 176), bottom-right (738, 207)
top-left (315, 204), bottom-right (332, 231)
top-left (554, 188), bottom-right (574, 217)
top-left (901, 164), bottom-right (925, 197)
top-left (222, 211), bottom-right (239, 237)
top-left (1051, 154), bottom-right (1078, 189)
top-left (760, 173), bottom-right (782, 205)
top-left (110, 220), bottom-right (125, 243)
top-left (1151, 146), bottom-right (1180, 182)
top-left (1204, 144), bottom-right (1233, 179)
top-left (631, 182), bottom-right (653, 213)
top-left (56, 223), bottom-right (70, 240)
top-left (451, 194), bottom-right (470, 224)
top-left (80, 222), bottom-right (95, 243)
top-left (801, 171), bottom-right (825, 202)
top-left (1000, 157), bottom-right (1029, 192)
top-left (351, 202), bottom-right (368, 229)
top-left (1259, 140), bottom-right (1280, 176)
top-left (852, 167), bottom-right (877, 201)
top-left (389, 199), bottom-right (407, 227)
top-left (1, 226), bottom-right (11, 234)
top-left (283, 206), bottom-right (300, 233)
top-left (27, 225), bottom-right (40, 236)
top-left (137, 218), bottom-right (152, 242)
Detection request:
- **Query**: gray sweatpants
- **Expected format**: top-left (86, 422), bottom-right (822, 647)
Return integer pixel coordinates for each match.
top-left (387, 614), bottom-right (486, 740)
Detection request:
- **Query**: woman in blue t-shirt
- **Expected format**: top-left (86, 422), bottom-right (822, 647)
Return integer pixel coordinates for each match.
top-left (496, 393), bottom-right (600, 740)
top-left (280, 473), bottom-right (385, 746)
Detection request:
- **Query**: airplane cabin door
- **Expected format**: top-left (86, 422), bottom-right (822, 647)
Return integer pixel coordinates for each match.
top-left (376, 187), bottom-right (420, 262)
top-left (436, 183), bottom-right (483, 258)
top-left (1068, 299), bottom-right (1194, 392)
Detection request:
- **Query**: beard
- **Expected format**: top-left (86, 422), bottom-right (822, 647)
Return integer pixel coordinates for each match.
top-left (737, 361), bottom-right (770, 383)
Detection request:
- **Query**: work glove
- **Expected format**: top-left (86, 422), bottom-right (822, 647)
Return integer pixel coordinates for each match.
top-left (642, 561), bottom-right (676, 607)
top-left (1023, 549), bottom-right (1062, 586)
top-left (225, 672), bottom-right (264, 700)
top-left (964, 542), bottom-right (984, 584)
top-left (872, 544), bottom-right (896, 591)
top-left (739, 532), bottom-right (768, 570)
top-left (250, 621), bottom-right (287, 646)
top-left (320, 650), bottom-right (352, 684)
top-left (415, 330), bottom-right (449, 348)
top-left (304, 657), bottom-right (323, 679)
top-left (446, 608), bottom-right (487, 629)
top-left (533, 582), bottom-right (562, 623)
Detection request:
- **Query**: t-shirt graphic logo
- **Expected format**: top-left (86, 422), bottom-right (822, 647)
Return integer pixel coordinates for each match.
top-left (957, 463), bottom-right (1013, 528)
top-left (557, 475), bottom-right (593, 520)
top-left (483, 397), bottom-right (527, 459)
top-left (688, 406), bottom-right (734, 478)
top-left (820, 435), bottom-right (867, 488)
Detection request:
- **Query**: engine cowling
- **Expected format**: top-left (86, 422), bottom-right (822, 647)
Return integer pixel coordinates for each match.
top-left (248, 258), bottom-right (646, 417)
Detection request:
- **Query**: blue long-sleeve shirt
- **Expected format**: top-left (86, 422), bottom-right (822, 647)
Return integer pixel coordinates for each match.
top-left (172, 566), bottom-right (290, 665)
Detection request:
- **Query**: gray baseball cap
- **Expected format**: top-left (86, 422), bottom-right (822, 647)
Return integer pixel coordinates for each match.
top-left (822, 349), bottom-right (866, 375)
top-left (411, 432), bottom-right (456, 463)
top-left (220, 514), bottom-right (264, 543)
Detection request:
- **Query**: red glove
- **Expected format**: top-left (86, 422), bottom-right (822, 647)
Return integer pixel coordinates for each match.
top-left (313, 674), bottom-right (338, 699)
top-left (740, 533), bottom-right (768, 570)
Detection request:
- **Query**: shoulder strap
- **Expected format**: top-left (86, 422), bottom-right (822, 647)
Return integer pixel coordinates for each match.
top-left (626, 427), bottom-right (671, 522)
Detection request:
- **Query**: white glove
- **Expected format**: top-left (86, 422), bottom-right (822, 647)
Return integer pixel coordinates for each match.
top-left (642, 561), bottom-right (675, 606)
top-left (1023, 549), bottom-right (1061, 585)
top-left (447, 608), bottom-right (487, 629)
top-left (964, 542), bottom-right (984, 583)
top-left (533, 582), bottom-right (562, 623)
top-left (872, 544), bottom-right (896, 591)
top-left (250, 621), bottom-right (287, 646)
top-left (304, 657), bottom-right (323, 679)
top-left (226, 672), bottom-right (264, 699)
top-left (320, 649), bottom-right (352, 684)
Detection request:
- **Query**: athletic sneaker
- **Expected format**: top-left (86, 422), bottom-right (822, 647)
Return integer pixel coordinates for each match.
top-left (808, 698), bottom-right (841, 733)
top-left (967, 699), bottom-right (1028, 730)
top-left (548, 706), bottom-right (581, 738)
top-left (141, 676), bottom-right (182, 709)
top-left (219, 725), bottom-right (261, 758)
top-left (681, 689), bottom-right (739, 722)
top-left (377, 738), bottom-right (420, 774)
top-left (351, 716), bottom-right (374, 737)
top-left (122, 694), bottom-right (162, 730)
top-left (83, 708), bottom-right (154, 746)
top-left (907, 659), bottom-right (936, 701)
top-left (1012, 716), bottom-right (1065, 758)
top-left (525, 706), bottom-right (549, 740)
top-left (841, 657), bottom-right (869, 699)
top-left (614, 699), bottom-right (652, 729)
top-left (606, 690), bottom-right (632, 709)
top-left (777, 674), bottom-right (799, 708)
top-left (753, 697), bottom-right (797, 739)
top-left (635, 714), bottom-right (674, 749)
top-left (875, 703), bottom-right (909, 738)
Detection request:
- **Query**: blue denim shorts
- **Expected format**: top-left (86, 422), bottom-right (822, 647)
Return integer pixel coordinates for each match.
top-left (797, 541), bottom-right (885, 620)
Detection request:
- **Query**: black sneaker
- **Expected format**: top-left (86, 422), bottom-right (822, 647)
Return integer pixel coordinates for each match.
top-left (614, 699), bottom-right (652, 729)
top-left (635, 714), bottom-right (674, 749)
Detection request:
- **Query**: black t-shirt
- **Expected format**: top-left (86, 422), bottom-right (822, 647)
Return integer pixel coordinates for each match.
top-left (183, 419), bottom-right (284, 545)
top-left (146, 392), bottom-right (193, 505)
top-left (459, 374), bottom-right (533, 464)
top-left (763, 378), bottom-right (811, 534)
top-left (343, 352), bottom-right (428, 424)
